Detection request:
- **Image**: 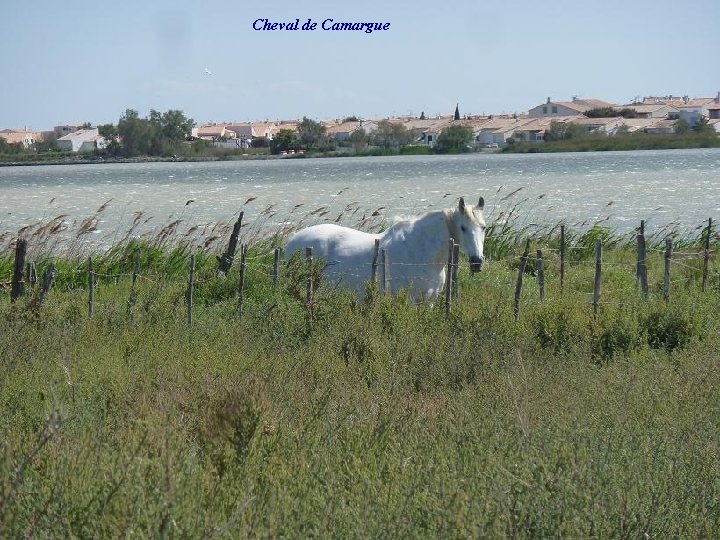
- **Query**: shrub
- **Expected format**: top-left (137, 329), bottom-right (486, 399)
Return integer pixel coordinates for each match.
top-left (642, 307), bottom-right (696, 352)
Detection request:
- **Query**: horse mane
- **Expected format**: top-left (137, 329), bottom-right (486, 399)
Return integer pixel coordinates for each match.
top-left (391, 208), bottom-right (454, 226)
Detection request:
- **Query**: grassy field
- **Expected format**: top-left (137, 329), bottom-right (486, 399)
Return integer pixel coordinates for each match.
top-left (1, 226), bottom-right (718, 537)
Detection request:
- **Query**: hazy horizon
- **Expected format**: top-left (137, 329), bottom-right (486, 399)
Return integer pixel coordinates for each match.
top-left (2, 0), bottom-right (718, 131)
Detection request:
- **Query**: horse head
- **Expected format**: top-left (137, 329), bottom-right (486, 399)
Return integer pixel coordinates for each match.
top-left (454, 196), bottom-right (486, 273)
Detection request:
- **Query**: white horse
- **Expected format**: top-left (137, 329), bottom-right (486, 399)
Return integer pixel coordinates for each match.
top-left (285, 197), bottom-right (486, 303)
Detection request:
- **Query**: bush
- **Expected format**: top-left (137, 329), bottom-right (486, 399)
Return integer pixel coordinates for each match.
top-left (643, 307), bottom-right (696, 352)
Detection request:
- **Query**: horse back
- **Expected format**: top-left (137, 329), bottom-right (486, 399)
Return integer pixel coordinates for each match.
top-left (286, 224), bottom-right (377, 261)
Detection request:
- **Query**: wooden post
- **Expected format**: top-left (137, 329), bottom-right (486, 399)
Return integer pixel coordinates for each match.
top-left (88, 256), bottom-right (95, 317)
top-left (132, 251), bottom-right (140, 288)
top-left (663, 237), bottom-right (672, 303)
top-left (593, 240), bottom-right (602, 317)
top-left (559, 225), bottom-right (565, 292)
top-left (637, 232), bottom-right (649, 298)
top-left (381, 248), bottom-right (390, 295)
top-left (11, 238), bottom-right (27, 303)
top-left (272, 248), bottom-right (281, 288)
top-left (29, 261), bottom-right (37, 288)
top-left (127, 251), bottom-right (140, 317)
top-left (445, 238), bottom-right (455, 317)
top-left (514, 239), bottom-right (530, 321)
top-left (702, 217), bottom-right (712, 292)
top-left (237, 245), bottom-right (247, 316)
top-left (537, 249), bottom-right (545, 302)
top-left (636, 220), bottom-right (645, 281)
top-left (35, 263), bottom-right (56, 308)
top-left (305, 247), bottom-right (314, 306)
top-left (451, 242), bottom-right (460, 300)
top-left (371, 238), bottom-right (380, 285)
top-left (218, 211), bottom-right (244, 276)
top-left (187, 254), bottom-right (195, 325)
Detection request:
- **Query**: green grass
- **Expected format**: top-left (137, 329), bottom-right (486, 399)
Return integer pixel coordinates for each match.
top-left (0, 233), bottom-right (718, 537)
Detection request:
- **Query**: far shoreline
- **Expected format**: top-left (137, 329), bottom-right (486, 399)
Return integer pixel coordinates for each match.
top-left (1, 137), bottom-right (719, 167)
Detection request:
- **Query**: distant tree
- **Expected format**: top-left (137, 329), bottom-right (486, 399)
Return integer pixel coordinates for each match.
top-left (343, 116), bottom-right (359, 122)
top-left (617, 108), bottom-right (639, 118)
top-left (35, 131), bottom-right (58, 152)
top-left (270, 129), bottom-right (299, 154)
top-left (297, 117), bottom-right (328, 150)
top-left (545, 120), bottom-right (587, 141)
top-left (673, 118), bottom-right (691, 135)
top-left (584, 107), bottom-right (617, 118)
top-left (454, 104), bottom-right (460, 121)
top-left (372, 120), bottom-right (413, 149)
top-left (420, 111), bottom-right (426, 120)
top-left (585, 106), bottom-right (638, 118)
top-left (98, 123), bottom-right (121, 155)
top-left (117, 109), bottom-right (154, 157)
top-left (158, 109), bottom-right (195, 143)
top-left (693, 116), bottom-right (715, 135)
top-left (349, 128), bottom-right (369, 151)
top-left (116, 108), bottom-right (194, 157)
top-left (436, 125), bottom-right (473, 153)
top-left (251, 137), bottom-right (270, 148)
top-left (0, 138), bottom-right (23, 155)
top-left (82, 121), bottom-right (93, 128)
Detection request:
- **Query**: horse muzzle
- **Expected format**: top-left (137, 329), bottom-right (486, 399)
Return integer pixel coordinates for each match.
top-left (469, 255), bottom-right (484, 273)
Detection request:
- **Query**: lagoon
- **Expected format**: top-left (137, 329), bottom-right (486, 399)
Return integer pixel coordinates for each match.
top-left (1, 148), bottom-right (719, 247)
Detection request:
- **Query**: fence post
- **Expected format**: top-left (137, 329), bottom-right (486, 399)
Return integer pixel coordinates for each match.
top-left (663, 237), bottom-right (672, 302)
top-left (88, 256), bottom-right (95, 317)
top-left (702, 217), bottom-right (712, 292)
top-left (514, 239), bottom-right (530, 321)
top-left (218, 211), bottom-right (244, 276)
top-left (187, 254), bottom-right (195, 326)
top-left (445, 239), bottom-right (455, 317)
top-left (371, 238), bottom-right (380, 285)
top-left (593, 240), bottom-right (602, 317)
top-left (559, 225), bottom-right (565, 292)
top-left (29, 261), bottom-right (37, 288)
top-left (382, 248), bottom-right (390, 295)
top-left (273, 247), bottom-right (281, 288)
top-left (11, 238), bottom-right (27, 303)
top-left (637, 228), bottom-right (649, 298)
top-left (537, 249), bottom-right (545, 302)
top-left (237, 245), bottom-right (248, 316)
top-left (127, 251), bottom-right (140, 318)
top-left (451, 242), bottom-right (460, 300)
top-left (34, 263), bottom-right (56, 309)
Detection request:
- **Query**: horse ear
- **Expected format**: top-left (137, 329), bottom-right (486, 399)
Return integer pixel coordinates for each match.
top-left (477, 196), bottom-right (485, 210)
top-left (458, 197), bottom-right (466, 213)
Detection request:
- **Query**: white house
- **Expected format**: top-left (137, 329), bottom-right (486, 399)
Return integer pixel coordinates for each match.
top-left (56, 128), bottom-right (107, 152)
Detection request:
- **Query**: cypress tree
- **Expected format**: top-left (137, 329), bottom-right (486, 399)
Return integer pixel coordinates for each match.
top-left (454, 104), bottom-right (460, 120)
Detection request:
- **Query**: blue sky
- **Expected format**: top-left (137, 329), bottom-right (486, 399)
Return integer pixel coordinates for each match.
top-left (2, 0), bottom-right (718, 130)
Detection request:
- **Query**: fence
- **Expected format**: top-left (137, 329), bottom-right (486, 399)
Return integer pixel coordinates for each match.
top-left (5, 218), bottom-right (716, 324)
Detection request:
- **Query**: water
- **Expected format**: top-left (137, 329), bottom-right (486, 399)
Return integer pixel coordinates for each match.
top-left (1, 148), bottom-right (719, 247)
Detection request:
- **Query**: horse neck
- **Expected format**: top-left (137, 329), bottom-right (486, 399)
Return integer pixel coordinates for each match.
top-left (384, 211), bottom-right (452, 264)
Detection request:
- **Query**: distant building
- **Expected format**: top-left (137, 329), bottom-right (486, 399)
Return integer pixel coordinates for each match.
top-left (193, 125), bottom-right (237, 141)
top-left (0, 128), bottom-right (44, 148)
top-left (56, 128), bottom-right (107, 152)
top-left (528, 97), bottom-right (615, 118)
top-left (54, 124), bottom-right (84, 137)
